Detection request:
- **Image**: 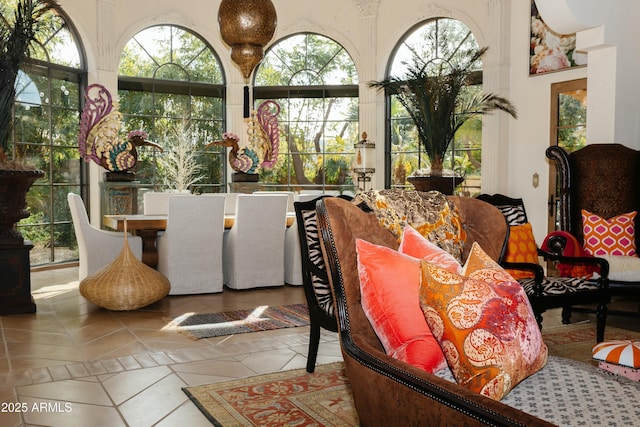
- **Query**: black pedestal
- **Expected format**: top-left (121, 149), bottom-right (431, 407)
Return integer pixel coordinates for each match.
top-left (407, 175), bottom-right (465, 195)
top-left (0, 241), bottom-right (36, 315)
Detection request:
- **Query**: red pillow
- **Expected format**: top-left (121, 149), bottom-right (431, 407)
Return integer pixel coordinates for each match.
top-left (356, 238), bottom-right (448, 373)
top-left (398, 226), bottom-right (461, 273)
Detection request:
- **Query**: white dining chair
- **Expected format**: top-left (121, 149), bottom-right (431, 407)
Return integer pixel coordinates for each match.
top-left (143, 191), bottom-right (190, 215)
top-left (156, 195), bottom-right (226, 294)
top-left (253, 191), bottom-right (295, 212)
top-left (223, 194), bottom-right (289, 289)
top-left (67, 193), bottom-right (143, 281)
top-left (221, 192), bottom-right (242, 214)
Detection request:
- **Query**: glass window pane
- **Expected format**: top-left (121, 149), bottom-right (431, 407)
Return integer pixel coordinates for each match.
top-left (118, 25), bottom-right (226, 190)
top-left (387, 18), bottom-right (482, 190)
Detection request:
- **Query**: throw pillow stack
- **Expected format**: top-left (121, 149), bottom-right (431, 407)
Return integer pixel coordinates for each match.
top-left (356, 226), bottom-right (548, 401)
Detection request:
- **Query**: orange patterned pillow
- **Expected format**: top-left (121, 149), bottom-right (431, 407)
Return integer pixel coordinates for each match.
top-left (504, 222), bottom-right (538, 280)
top-left (582, 210), bottom-right (637, 256)
top-left (356, 239), bottom-right (448, 374)
top-left (419, 242), bottom-right (548, 401)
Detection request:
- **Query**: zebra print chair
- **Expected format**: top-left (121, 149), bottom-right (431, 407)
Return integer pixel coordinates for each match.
top-left (477, 193), bottom-right (610, 342)
top-left (294, 195), bottom-right (351, 372)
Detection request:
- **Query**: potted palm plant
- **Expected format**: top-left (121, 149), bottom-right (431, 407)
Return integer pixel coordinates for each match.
top-left (369, 46), bottom-right (517, 194)
top-left (0, 0), bottom-right (55, 244)
top-left (0, 0), bottom-right (56, 315)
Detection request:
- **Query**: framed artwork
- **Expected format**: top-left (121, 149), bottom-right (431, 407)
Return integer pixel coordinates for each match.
top-left (529, 0), bottom-right (587, 75)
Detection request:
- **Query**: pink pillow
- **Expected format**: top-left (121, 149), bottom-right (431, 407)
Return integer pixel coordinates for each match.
top-left (419, 242), bottom-right (548, 401)
top-left (582, 209), bottom-right (637, 256)
top-left (398, 226), bottom-right (462, 273)
top-left (356, 238), bottom-right (448, 373)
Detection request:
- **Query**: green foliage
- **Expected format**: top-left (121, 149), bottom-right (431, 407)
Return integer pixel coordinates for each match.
top-left (0, 0), bottom-right (58, 152)
top-left (557, 92), bottom-right (587, 152)
top-left (369, 46), bottom-right (517, 172)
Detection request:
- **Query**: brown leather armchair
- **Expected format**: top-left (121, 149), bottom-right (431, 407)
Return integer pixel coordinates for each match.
top-left (316, 194), bottom-right (554, 426)
top-left (546, 143), bottom-right (640, 317)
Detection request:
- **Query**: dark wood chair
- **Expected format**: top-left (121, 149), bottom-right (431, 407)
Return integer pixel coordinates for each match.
top-left (294, 196), bottom-right (340, 372)
top-left (547, 143), bottom-right (640, 317)
top-left (477, 193), bottom-right (610, 342)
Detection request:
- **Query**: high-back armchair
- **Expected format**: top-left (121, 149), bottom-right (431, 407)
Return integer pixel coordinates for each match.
top-left (546, 143), bottom-right (640, 315)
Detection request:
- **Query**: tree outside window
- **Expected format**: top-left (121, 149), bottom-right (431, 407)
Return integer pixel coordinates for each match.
top-left (5, 0), bottom-right (86, 266)
top-left (118, 25), bottom-right (227, 193)
top-left (254, 33), bottom-right (359, 193)
top-left (387, 18), bottom-right (484, 195)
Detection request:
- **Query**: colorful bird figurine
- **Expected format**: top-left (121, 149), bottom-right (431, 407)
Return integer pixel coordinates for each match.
top-left (207, 100), bottom-right (281, 174)
top-left (205, 132), bottom-right (260, 174)
top-left (78, 83), bottom-right (162, 172)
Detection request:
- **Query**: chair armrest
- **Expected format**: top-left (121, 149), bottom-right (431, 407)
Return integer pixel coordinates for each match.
top-left (501, 260), bottom-right (544, 283)
top-left (537, 247), bottom-right (610, 279)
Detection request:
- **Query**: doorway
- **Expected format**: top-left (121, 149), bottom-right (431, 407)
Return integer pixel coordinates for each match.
top-left (547, 78), bottom-right (587, 234)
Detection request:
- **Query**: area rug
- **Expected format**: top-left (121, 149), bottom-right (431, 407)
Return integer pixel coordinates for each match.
top-left (183, 362), bottom-right (357, 427)
top-left (167, 304), bottom-right (310, 340)
top-left (184, 321), bottom-right (640, 426)
top-left (541, 321), bottom-right (640, 364)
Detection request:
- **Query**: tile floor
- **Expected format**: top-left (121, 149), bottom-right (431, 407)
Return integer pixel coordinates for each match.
top-left (2, 267), bottom-right (640, 427)
top-left (0, 267), bottom-right (342, 427)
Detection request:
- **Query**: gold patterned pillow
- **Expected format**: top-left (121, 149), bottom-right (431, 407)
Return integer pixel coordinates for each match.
top-left (353, 189), bottom-right (465, 262)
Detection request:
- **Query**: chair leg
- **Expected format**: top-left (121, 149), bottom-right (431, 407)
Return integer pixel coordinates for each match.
top-left (534, 312), bottom-right (543, 330)
top-left (561, 307), bottom-right (572, 324)
top-left (595, 304), bottom-right (607, 343)
top-left (306, 321), bottom-right (321, 373)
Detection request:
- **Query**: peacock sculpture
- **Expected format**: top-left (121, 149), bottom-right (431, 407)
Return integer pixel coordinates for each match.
top-left (206, 132), bottom-right (260, 174)
top-left (78, 83), bottom-right (162, 173)
top-left (206, 100), bottom-right (280, 174)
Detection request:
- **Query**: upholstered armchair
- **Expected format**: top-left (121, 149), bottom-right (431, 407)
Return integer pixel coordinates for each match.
top-left (477, 193), bottom-right (610, 342)
top-left (547, 143), bottom-right (640, 317)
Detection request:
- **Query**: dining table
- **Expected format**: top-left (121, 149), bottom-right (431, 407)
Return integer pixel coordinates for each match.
top-left (103, 213), bottom-right (296, 269)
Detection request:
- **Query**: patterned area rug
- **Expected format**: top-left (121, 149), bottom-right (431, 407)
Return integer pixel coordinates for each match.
top-left (184, 321), bottom-right (640, 426)
top-left (183, 362), bottom-right (357, 427)
top-left (542, 322), bottom-right (640, 364)
top-left (167, 304), bottom-right (310, 339)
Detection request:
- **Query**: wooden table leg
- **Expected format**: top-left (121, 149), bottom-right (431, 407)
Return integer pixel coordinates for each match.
top-left (137, 229), bottom-right (159, 269)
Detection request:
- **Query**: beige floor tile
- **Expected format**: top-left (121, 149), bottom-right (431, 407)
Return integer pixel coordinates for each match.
top-left (102, 365), bottom-right (173, 405)
top-left (18, 379), bottom-right (112, 406)
top-left (117, 374), bottom-right (189, 427)
top-left (20, 397), bottom-right (126, 427)
top-left (155, 400), bottom-right (212, 427)
top-left (240, 347), bottom-right (299, 374)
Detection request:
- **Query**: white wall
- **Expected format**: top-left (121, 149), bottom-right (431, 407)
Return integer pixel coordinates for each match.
top-left (57, 0), bottom-right (638, 244)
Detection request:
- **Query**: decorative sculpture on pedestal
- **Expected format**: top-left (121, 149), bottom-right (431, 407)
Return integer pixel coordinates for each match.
top-left (78, 84), bottom-right (162, 181)
top-left (206, 100), bottom-right (281, 183)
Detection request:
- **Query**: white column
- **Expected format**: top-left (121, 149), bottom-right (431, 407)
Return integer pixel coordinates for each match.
top-left (355, 1), bottom-right (380, 188)
top-left (481, 0), bottom-right (512, 194)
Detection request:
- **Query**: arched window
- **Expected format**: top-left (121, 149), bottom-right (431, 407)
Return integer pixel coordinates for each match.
top-left (254, 33), bottom-right (358, 193)
top-left (7, 1), bottom-right (86, 266)
top-left (118, 25), bottom-right (226, 193)
top-left (387, 18), bottom-right (483, 194)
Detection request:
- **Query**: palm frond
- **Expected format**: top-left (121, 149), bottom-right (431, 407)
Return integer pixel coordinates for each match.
top-left (368, 46), bottom-right (517, 170)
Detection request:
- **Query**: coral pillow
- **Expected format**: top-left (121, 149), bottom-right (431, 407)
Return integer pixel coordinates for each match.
top-left (582, 209), bottom-right (637, 256)
top-left (419, 242), bottom-right (548, 401)
top-left (356, 239), bottom-right (448, 374)
top-left (503, 222), bottom-right (538, 280)
top-left (398, 226), bottom-right (461, 274)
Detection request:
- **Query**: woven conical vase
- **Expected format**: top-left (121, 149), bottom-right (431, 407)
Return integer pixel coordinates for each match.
top-left (79, 228), bottom-right (170, 311)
